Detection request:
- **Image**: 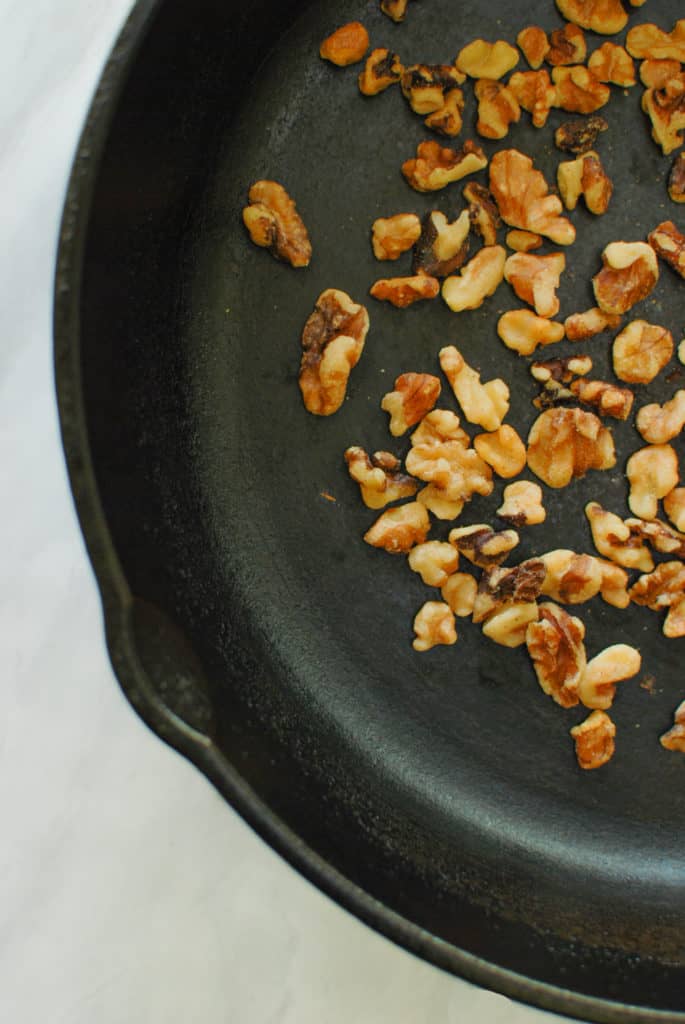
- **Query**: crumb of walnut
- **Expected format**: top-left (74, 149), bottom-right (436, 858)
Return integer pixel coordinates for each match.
top-left (483, 603), bottom-right (540, 648)
top-left (243, 180), bottom-right (312, 268)
top-left (557, 151), bottom-right (613, 215)
top-left (588, 42), bottom-right (636, 86)
top-left (299, 289), bottom-right (369, 416)
top-left (407, 442), bottom-right (494, 514)
top-left (539, 549), bottom-right (629, 608)
top-left (319, 21), bottom-right (369, 66)
top-left (449, 524), bottom-right (519, 568)
top-left (526, 602), bottom-right (586, 708)
top-left (400, 64), bottom-right (465, 115)
top-left (497, 481), bottom-right (547, 526)
top-left (554, 114), bottom-right (608, 154)
top-left (381, 373), bottom-right (442, 436)
top-left (527, 408), bottom-right (616, 488)
top-left (372, 213), bottom-right (422, 260)
top-left (411, 409), bottom-right (470, 448)
top-left (508, 69), bottom-right (557, 129)
top-left (649, 220), bottom-right (685, 279)
top-left (364, 501), bottom-right (430, 554)
top-left (473, 425), bottom-right (527, 478)
top-left (370, 274), bottom-right (440, 307)
top-left (345, 448), bottom-right (419, 510)
top-left (402, 140), bottom-right (488, 192)
top-left (441, 247), bottom-right (506, 312)
top-left (463, 182), bottom-right (502, 245)
top-left (474, 79), bottom-right (521, 139)
top-left (669, 152), bottom-right (685, 203)
top-left (626, 444), bottom-right (680, 520)
top-left (564, 306), bottom-right (621, 341)
top-left (498, 310), bottom-right (565, 356)
top-left (380, 0), bottom-right (412, 22)
top-left (408, 541), bottom-right (460, 587)
top-left (593, 242), bottom-right (659, 316)
top-left (359, 48), bottom-right (404, 95)
top-left (579, 644), bottom-right (642, 710)
top-left (626, 20), bottom-right (685, 61)
top-left (630, 561), bottom-right (685, 638)
top-left (556, 0), bottom-right (627, 35)
top-left (641, 73), bottom-right (685, 155)
top-left (612, 320), bottom-right (673, 384)
top-left (636, 390), bottom-right (685, 444)
top-left (547, 24), bottom-right (587, 66)
top-left (640, 58), bottom-right (681, 90)
top-left (425, 89), bottom-right (468, 137)
top-left (569, 378), bottom-right (634, 420)
top-left (473, 560), bottom-right (546, 623)
top-left (412, 210), bottom-right (471, 277)
top-left (504, 252), bottom-right (565, 318)
top-left (585, 501), bottom-right (654, 572)
top-left (660, 700), bottom-right (685, 752)
top-left (664, 487), bottom-right (685, 532)
top-left (571, 710), bottom-right (616, 770)
top-left (506, 229), bottom-right (543, 253)
top-left (413, 601), bottom-right (457, 651)
top-left (455, 39), bottom-right (519, 80)
top-left (441, 573), bottom-right (478, 617)
top-left (489, 149), bottom-right (576, 245)
top-left (517, 26), bottom-right (550, 70)
top-left (552, 66), bottom-right (611, 114)
top-left (439, 346), bottom-right (510, 431)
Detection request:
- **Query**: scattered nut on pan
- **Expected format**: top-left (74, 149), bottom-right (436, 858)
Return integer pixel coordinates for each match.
top-left (400, 64), bottom-right (465, 115)
top-left (612, 320), bottom-right (673, 384)
top-left (626, 19), bottom-right (685, 61)
top-left (497, 481), bottom-right (547, 527)
top-left (555, 114), bottom-right (608, 153)
top-left (441, 246), bottom-right (506, 312)
top-left (547, 23), bottom-right (587, 67)
top-left (497, 309), bottom-right (565, 357)
top-left (630, 561), bottom-right (685, 638)
top-left (585, 501), bottom-right (654, 572)
top-left (539, 549), bottom-right (629, 609)
top-left (669, 153), bottom-right (685, 203)
top-left (381, 373), bottom-right (442, 436)
top-left (402, 140), bottom-right (488, 192)
top-left (648, 220), bottom-right (685, 278)
top-left (587, 43), bottom-right (636, 87)
top-left (482, 603), bottom-right (541, 648)
top-left (517, 26), bottom-right (550, 70)
top-left (489, 149), bottom-right (576, 245)
top-left (552, 66), bottom-right (611, 114)
top-left (473, 560), bottom-right (546, 624)
top-left (474, 79), bottom-right (521, 139)
top-left (531, 355), bottom-right (593, 408)
top-left (413, 210), bottom-right (471, 277)
top-left (578, 644), bottom-right (642, 710)
top-left (640, 58), bottom-right (681, 90)
top-left (345, 448), bottom-right (419, 510)
top-left (380, 0), bottom-right (412, 23)
top-left (425, 88), bottom-right (469, 137)
top-left (364, 501), bottom-right (430, 554)
top-left (569, 378), bottom-right (634, 420)
top-left (508, 69), bottom-right (557, 128)
top-left (473, 425), bottom-right (527, 478)
top-left (664, 487), bottom-right (685, 532)
top-left (557, 151), bottom-right (613, 215)
top-left (410, 409), bottom-right (469, 448)
top-left (449, 524), bottom-right (520, 568)
top-left (570, 710), bottom-right (616, 771)
top-left (455, 39), bottom-right (519, 80)
top-left (407, 442), bottom-right (493, 519)
top-left (506, 230), bottom-right (543, 253)
top-left (527, 408), bottom-right (615, 488)
top-left (555, 0), bottom-right (628, 36)
top-left (242, 180), bottom-right (312, 267)
top-left (504, 252), bottom-right (566, 318)
top-left (526, 602), bottom-right (586, 708)
top-left (441, 573), bottom-right (478, 617)
top-left (370, 274), bottom-right (440, 307)
top-left (358, 48), bottom-right (404, 95)
top-left (564, 306), bottom-right (621, 341)
top-left (626, 444), bottom-right (680, 520)
top-left (660, 700), bottom-right (685, 752)
top-left (412, 601), bottom-right (458, 651)
top-left (641, 73), bottom-right (685, 155)
top-left (299, 289), bottom-right (369, 416)
top-left (593, 242), bottom-right (659, 316)
top-left (408, 541), bottom-right (460, 587)
top-left (636, 390), bottom-right (685, 444)
top-left (439, 345), bottom-right (510, 431)
top-left (319, 21), bottom-right (369, 66)
top-left (371, 213), bottom-right (422, 260)
top-left (463, 182), bottom-right (501, 245)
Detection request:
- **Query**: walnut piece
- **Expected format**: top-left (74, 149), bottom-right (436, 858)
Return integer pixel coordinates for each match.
top-left (571, 710), bottom-right (616, 770)
top-left (497, 481), bottom-right (547, 526)
top-left (626, 20), bottom-right (685, 61)
top-left (555, 0), bottom-right (628, 36)
top-left (641, 74), bottom-right (685, 155)
top-left (455, 39), bottom-right (520, 80)
top-left (473, 425), bottom-right (527, 479)
top-left (564, 306), bottom-right (621, 341)
top-left (408, 541), bottom-right (460, 587)
top-left (527, 408), bottom-right (616, 488)
top-left (669, 152), bottom-right (685, 203)
top-left (630, 561), bottom-right (685, 637)
top-left (578, 644), bottom-right (642, 710)
top-left (474, 79), bottom-right (521, 139)
top-left (319, 21), bottom-right (369, 66)
top-left (358, 48), bottom-right (404, 95)
top-left (552, 66), bottom-right (611, 114)
top-left (412, 210), bottom-right (471, 277)
top-left (411, 409), bottom-right (470, 448)
top-left (593, 242), bottom-right (659, 316)
top-left (626, 444), bottom-right (680, 520)
top-left (629, 517), bottom-right (685, 559)
top-left (547, 24), bottom-right (587, 66)
top-left (299, 289), bottom-right (369, 415)
top-left (412, 601), bottom-right (457, 651)
top-left (497, 310), bottom-right (565, 356)
top-left (531, 355), bottom-right (593, 408)
top-left (636, 390), bottom-right (685, 444)
top-left (588, 43), bottom-right (636, 86)
top-left (649, 220), bottom-right (685, 278)
top-left (425, 89), bottom-right (469, 137)
top-left (526, 602), bottom-right (586, 708)
top-left (539, 549), bottom-right (629, 608)
top-left (463, 182), bottom-right (502, 245)
top-left (400, 64), bottom-right (465, 115)
top-left (380, 0), bottom-right (411, 22)
top-left (569, 378), bottom-right (634, 420)
top-left (441, 246), bottom-right (506, 312)
top-left (640, 58), bottom-right (681, 90)
top-left (508, 70), bottom-right (557, 128)
top-left (489, 150), bottom-right (576, 245)
top-left (506, 230), bottom-right (543, 252)
top-left (504, 252), bottom-right (565, 318)
top-left (483, 603), bottom-right (540, 648)
top-left (381, 373), bottom-right (441, 436)
top-left (441, 573), bottom-right (478, 617)
top-left (370, 274), bottom-right (440, 307)
top-left (243, 180), bottom-right (312, 268)
top-left (449, 524), bottom-right (519, 568)
top-left (416, 486), bottom-right (465, 521)
top-left (439, 346), bottom-right (510, 430)
top-left (557, 151), bottom-right (613, 215)
top-left (555, 114), bottom-right (608, 153)
top-left (473, 560), bottom-right (546, 623)
top-left (407, 442), bottom-right (493, 518)
top-left (402, 140), bottom-right (488, 192)
top-left (612, 320), bottom-right (673, 384)
top-left (372, 213), bottom-right (422, 260)
top-left (585, 501), bottom-right (654, 572)
top-left (660, 700), bottom-right (685, 752)
top-left (664, 487), bottom-right (685, 532)
top-left (345, 448), bottom-right (419, 510)
top-left (517, 26), bottom-right (550, 70)
top-left (364, 501), bottom-right (430, 553)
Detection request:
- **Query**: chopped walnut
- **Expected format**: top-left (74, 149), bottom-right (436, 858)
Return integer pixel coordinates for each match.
top-left (636, 390), bottom-right (685, 444)
top-left (531, 355), bottom-right (594, 408)
top-left (402, 140), bottom-right (488, 192)
top-left (412, 601), bottom-right (457, 651)
top-left (473, 559), bottom-right (546, 622)
top-left (527, 408), bottom-right (616, 488)
top-left (411, 409), bottom-right (470, 448)
top-left (439, 345), bottom-right (510, 431)
top-left (588, 43), bottom-right (636, 86)
top-left (569, 378), bottom-right (634, 420)
top-left (299, 289), bottom-right (369, 416)
top-left (564, 306), bottom-right (621, 341)
top-left (547, 24), bottom-right (587, 66)
top-left (571, 710), bottom-right (616, 770)
top-left (660, 700), bottom-right (685, 752)
top-left (406, 442), bottom-right (493, 512)
top-left (370, 274), bottom-right (440, 307)
top-left (498, 310), bottom-right (565, 356)
top-left (358, 48), bottom-right (404, 96)
top-left (517, 26), bottom-right (550, 70)
top-left (626, 444), bottom-right (680, 520)
top-left (593, 242), bottom-right (659, 316)
top-left (506, 230), bottom-right (543, 253)
top-left (526, 602), bottom-right (586, 708)
top-left (628, 517), bottom-right (685, 559)
top-left (473, 425), bottom-right (527, 479)
top-left (425, 89), bottom-right (468, 137)
top-left (555, 0), bottom-right (628, 36)
top-left (483, 603), bottom-right (540, 647)
top-left (441, 246), bottom-right (506, 312)
top-left (400, 64), bottom-right (465, 115)
top-left (463, 182), bottom-right (501, 245)
top-left (364, 501), bottom-right (430, 554)
top-left (504, 252), bottom-right (565, 318)
top-left (489, 150), bottom-right (576, 246)
top-left (412, 210), bottom-right (471, 277)
top-left (630, 561), bottom-right (685, 637)
top-left (381, 373), bottom-right (442, 436)
top-left (497, 481), bottom-right (547, 526)
top-left (669, 152), bottom-right (685, 203)
top-left (552, 66), bottom-right (611, 114)
top-left (585, 501), bottom-right (654, 572)
top-left (641, 73), bottom-right (685, 155)
top-left (242, 180), bottom-right (312, 268)
top-left (380, 0), bottom-right (411, 22)
top-left (441, 573), bottom-right (478, 617)
top-left (579, 645), bottom-right (642, 710)
top-left (449, 524), bottom-right (520, 568)
top-left (540, 549), bottom-right (630, 608)
top-left (416, 486), bottom-right (465, 521)
top-left (626, 20), bottom-right (685, 61)
top-left (612, 320), bottom-right (673, 384)
top-left (408, 541), bottom-right (460, 587)
top-left (640, 58), bottom-right (681, 90)
top-left (664, 487), bottom-right (685, 532)
top-left (557, 151), bottom-right (613, 215)
top-left (345, 447), bottom-right (419, 510)
top-left (371, 213), bottom-right (422, 260)
top-left (649, 220), bottom-right (685, 279)
top-left (474, 79), bottom-right (521, 139)
top-left (554, 114), bottom-right (608, 153)
top-left (508, 70), bottom-right (557, 128)
top-left (455, 39), bottom-right (520, 80)
top-left (319, 21), bottom-right (369, 66)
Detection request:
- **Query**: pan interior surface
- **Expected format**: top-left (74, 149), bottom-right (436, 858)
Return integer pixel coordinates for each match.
top-left (72, 0), bottom-right (685, 1017)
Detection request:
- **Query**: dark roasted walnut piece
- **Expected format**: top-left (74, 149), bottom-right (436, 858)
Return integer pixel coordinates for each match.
top-left (669, 153), bottom-right (685, 204)
top-left (401, 64), bottom-right (465, 115)
top-left (413, 210), bottom-right (471, 277)
top-left (344, 448), bottom-right (419, 509)
top-left (473, 560), bottom-right (546, 623)
top-left (554, 115), bottom-right (608, 154)
top-left (242, 180), bottom-right (312, 267)
top-left (463, 182), bottom-right (501, 245)
top-left (358, 48), bottom-right (403, 95)
top-left (649, 220), bottom-right (685, 279)
top-left (299, 289), bottom-right (369, 415)
top-left (449, 524), bottom-right (519, 568)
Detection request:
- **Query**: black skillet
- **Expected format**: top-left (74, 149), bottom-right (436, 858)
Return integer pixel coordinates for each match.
top-left (54, 0), bottom-right (685, 1019)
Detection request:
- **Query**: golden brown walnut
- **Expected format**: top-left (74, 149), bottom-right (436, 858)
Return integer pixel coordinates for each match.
top-left (345, 448), bottom-right (419, 510)
top-left (660, 700), bottom-right (685, 752)
top-left (242, 180), bottom-right (312, 268)
top-left (527, 408), bottom-right (616, 488)
top-left (497, 481), bottom-right (547, 526)
top-left (416, 486), bottom-right (465, 521)
top-left (552, 66), bottom-right (611, 113)
top-left (526, 602), bottom-right (586, 708)
top-left (571, 710), bottom-right (616, 770)
top-left (463, 182), bottom-right (502, 245)
top-left (441, 247), bottom-right (506, 312)
top-left (579, 645), bottom-right (642, 710)
top-left (531, 355), bottom-right (593, 408)
top-left (407, 443), bottom-right (493, 518)
top-left (439, 345), bottom-right (510, 431)
top-left (413, 210), bottom-right (471, 277)
top-left (593, 243), bottom-right (659, 316)
top-left (641, 74), bottom-right (685, 155)
top-left (381, 373), bottom-right (442, 436)
top-left (626, 20), bottom-right (685, 61)
top-left (449, 524), bottom-right (520, 568)
top-left (588, 43), bottom-right (636, 86)
top-left (555, 0), bottom-right (628, 35)
top-left (564, 306), bottom-right (621, 340)
top-left (664, 487), bottom-right (685, 532)
top-left (585, 501), bottom-right (654, 572)
top-left (508, 70), bottom-right (557, 128)
top-left (569, 378), bottom-right (634, 420)
top-left (626, 444), bottom-right (680, 520)
top-left (517, 26), bottom-right (550, 70)
top-left (402, 140), bottom-right (488, 192)
top-left (411, 409), bottom-right (470, 448)
top-left (364, 501), bottom-right (430, 554)
top-left (497, 310), bottom-right (565, 356)
top-left (473, 425), bottom-right (527, 478)
top-left (299, 289), bottom-right (369, 416)
top-left (640, 58), bottom-right (681, 89)
top-left (539, 549), bottom-right (630, 608)
top-left (412, 602), bottom-right (457, 651)
top-left (504, 252), bottom-right (566, 318)
top-left (441, 573), bottom-right (478, 617)
top-left (370, 275), bottom-right (440, 307)
top-left (455, 39), bottom-right (519, 80)
top-left (649, 220), bottom-right (685, 278)
top-left (400, 64), bottom-right (465, 115)
top-left (554, 114), bottom-right (608, 153)
top-left (380, 0), bottom-right (411, 22)
top-left (489, 149), bottom-right (576, 245)
top-left (319, 22), bottom-right (369, 66)
top-left (482, 603), bottom-right (541, 648)
top-left (506, 230), bottom-right (544, 252)
top-left (473, 560), bottom-right (546, 624)
top-left (557, 151), bottom-right (613, 215)
top-left (630, 561), bottom-right (685, 637)
top-left (547, 24), bottom-right (587, 66)
top-left (358, 48), bottom-right (404, 95)
top-left (474, 79), bottom-right (521, 139)
top-left (425, 89), bottom-right (468, 137)
top-left (628, 517), bottom-right (685, 559)
top-left (371, 213), bottom-right (422, 260)
top-left (408, 541), bottom-right (460, 587)
top-left (669, 152), bottom-right (685, 203)
top-left (612, 320), bottom-right (673, 384)
top-left (636, 390), bottom-right (685, 444)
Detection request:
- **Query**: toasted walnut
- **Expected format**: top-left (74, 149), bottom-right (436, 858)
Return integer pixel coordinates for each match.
top-left (439, 345), bottom-right (510, 431)
top-left (630, 561), bottom-right (685, 637)
top-left (455, 39), bottom-right (520, 80)
top-left (552, 66), bottom-right (611, 114)
top-left (669, 152), bottom-right (685, 203)
top-left (540, 549), bottom-right (630, 608)
top-left (473, 425), bottom-right (527, 478)
top-left (527, 408), bottom-right (616, 488)
top-left (642, 74), bottom-right (685, 155)
top-left (407, 442), bottom-right (493, 514)
top-left (626, 444), bottom-right (680, 519)
top-left (612, 320), bottom-right (673, 383)
top-left (588, 42), bottom-right (636, 86)
top-left (408, 541), bottom-right (460, 587)
top-left (412, 601), bottom-right (457, 651)
top-left (371, 213), bottom-right (422, 260)
top-left (585, 502), bottom-right (654, 572)
top-left (483, 604), bottom-right (540, 648)
top-left (400, 64), bottom-right (465, 115)
top-left (569, 378), bottom-right (634, 420)
top-left (449, 524), bottom-right (520, 568)
top-left (547, 23), bottom-right (587, 66)
top-left (531, 354), bottom-right (594, 408)
top-left (370, 274), bottom-right (440, 307)
top-left (243, 180), bottom-right (312, 268)
top-left (517, 26), bottom-right (550, 70)
top-left (381, 373), bottom-right (442, 436)
top-left (441, 246), bottom-right (506, 312)
top-left (558, 151), bottom-right (613, 215)
top-left (636, 390), bottom-right (685, 444)
top-left (628, 517), bottom-right (685, 559)
top-left (649, 220), bottom-right (685, 278)
top-left (402, 140), bottom-right (488, 192)
top-left (626, 20), bottom-right (685, 61)
top-left (593, 243), bottom-right (659, 316)
top-left (319, 22), bottom-right (369, 66)
top-left (425, 89), bottom-right (468, 137)
top-left (564, 306), bottom-right (621, 341)
top-left (664, 487), bottom-right (685, 532)
top-left (489, 150), bottom-right (576, 245)
top-left (497, 481), bottom-right (547, 526)
top-left (345, 448), bottom-right (419, 510)
top-left (526, 602), bottom-right (586, 708)
top-left (506, 230), bottom-right (543, 253)
top-left (474, 79), bottom-right (521, 139)
top-left (441, 573), bottom-right (478, 617)
top-left (555, 114), bottom-right (608, 153)
top-left (299, 290), bottom-right (369, 416)
top-left (364, 501), bottom-right (430, 554)
top-left (504, 252), bottom-right (565, 318)
top-left (640, 58), bottom-right (681, 89)
top-left (508, 69), bottom-right (557, 128)
top-left (497, 310), bottom-right (565, 357)
top-left (571, 710), bottom-right (616, 770)
top-left (579, 645), bottom-right (642, 710)
top-left (555, 0), bottom-right (628, 35)
top-left (473, 560), bottom-right (546, 623)
top-left (380, 0), bottom-right (411, 22)
top-left (416, 486), bottom-right (465, 521)
top-left (358, 48), bottom-right (404, 96)
top-left (463, 182), bottom-right (501, 246)
top-left (412, 210), bottom-right (471, 277)
top-left (411, 409), bottom-right (470, 448)
top-left (660, 700), bottom-right (685, 752)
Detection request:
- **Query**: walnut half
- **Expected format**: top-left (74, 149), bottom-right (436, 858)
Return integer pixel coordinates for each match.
top-left (243, 180), bottom-right (312, 268)
top-left (299, 289), bottom-right (369, 415)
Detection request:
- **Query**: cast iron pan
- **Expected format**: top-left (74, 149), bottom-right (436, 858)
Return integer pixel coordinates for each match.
top-left (55, 0), bottom-right (685, 1019)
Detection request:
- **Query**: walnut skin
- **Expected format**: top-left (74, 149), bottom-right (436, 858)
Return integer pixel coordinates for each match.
top-left (402, 140), bottom-right (488, 192)
top-left (319, 22), bottom-right (369, 66)
top-left (474, 79), bottom-right (521, 139)
top-left (547, 24), bottom-right (587, 66)
top-left (358, 48), bottom-right (404, 96)
top-left (441, 247), bottom-right (506, 312)
top-left (489, 150), bottom-right (576, 246)
top-left (526, 602), bottom-right (586, 708)
top-left (517, 26), bottom-right (550, 70)
top-left (555, 0), bottom-right (628, 36)
top-left (531, 355), bottom-right (594, 409)
top-left (412, 602), bottom-right (457, 651)
top-left (449, 524), bottom-right (520, 569)
top-left (661, 700), bottom-right (685, 752)
top-left (588, 43), bottom-right (636, 87)
top-left (649, 220), bottom-right (685, 279)
top-left (299, 289), bottom-right (369, 416)
top-left (504, 252), bottom-right (566, 318)
top-left (612, 320), bottom-right (673, 384)
top-left (345, 448), bottom-right (419, 510)
top-left (527, 408), bottom-right (616, 488)
top-left (455, 39), bottom-right (519, 80)
top-left (571, 710), bottom-right (616, 770)
top-left (552, 66), bottom-right (611, 114)
top-left (413, 210), bottom-right (471, 277)
top-left (669, 153), bottom-right (685, 203)
top-left (370, 275), bottom-right (440, 308)
top-left (439, 346), bottom-right (510, 431)
top-left (555, 115), bottom-right (608, 154)
top-left (508, 70), bottom-right (557, 128)
top-left (371, 213), bottom-right (422, 261)
top-left (381, 373), bottom-right (442, 436)
top-left (243, 180), bottom-right (312, 268)
top-left (593, 242), bottom-right (659, 316)
top-left (364, 502), bottom-right (430, 554)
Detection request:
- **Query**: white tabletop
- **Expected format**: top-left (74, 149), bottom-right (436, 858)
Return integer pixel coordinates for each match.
top-left (0, 2), bottom-right (561, 1020)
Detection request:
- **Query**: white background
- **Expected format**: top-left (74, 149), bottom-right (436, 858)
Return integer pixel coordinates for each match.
top-left (0, 1), bottom-right (561, 1020)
